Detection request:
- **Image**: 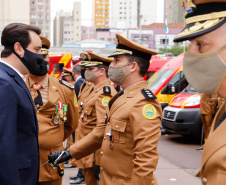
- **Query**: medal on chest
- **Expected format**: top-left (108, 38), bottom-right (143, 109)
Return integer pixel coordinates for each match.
top-left (33, 83), bottom-right (42, 90)
top-left (54, 102), bottom-right (68, 125)
top-left (34, 91), bottom-right (38, 99)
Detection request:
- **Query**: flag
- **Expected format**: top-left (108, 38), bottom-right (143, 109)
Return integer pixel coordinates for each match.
top-left (164, 14), bottom-right (169, 33)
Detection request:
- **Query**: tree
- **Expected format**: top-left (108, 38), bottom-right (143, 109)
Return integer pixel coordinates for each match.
top-left (159, 43), bottom-right (189, 56)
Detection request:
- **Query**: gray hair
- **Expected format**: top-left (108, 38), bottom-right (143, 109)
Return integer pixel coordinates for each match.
top-left (72, 65), bottom-right (81, 74)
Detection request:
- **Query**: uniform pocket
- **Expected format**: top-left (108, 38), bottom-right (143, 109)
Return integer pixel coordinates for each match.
top-left (83, 107), bottom-right (93, 123)
top-left (110, 119), bottom-right (127, 144)
top-left (216, 171), bottom-right (226, 185)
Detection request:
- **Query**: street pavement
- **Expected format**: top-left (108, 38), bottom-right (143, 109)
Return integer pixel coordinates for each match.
top-left (62, 134), bottom-right (203, 185)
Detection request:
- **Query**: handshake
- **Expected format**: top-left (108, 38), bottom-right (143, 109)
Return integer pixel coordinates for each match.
top-left (48, 150), bottom-right (73, 167)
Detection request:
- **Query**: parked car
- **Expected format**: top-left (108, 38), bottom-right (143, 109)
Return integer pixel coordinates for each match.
top-left (162, 85), bottom-right (202, 137)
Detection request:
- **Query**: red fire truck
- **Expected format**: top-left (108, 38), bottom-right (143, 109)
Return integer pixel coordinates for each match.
top-left (48, 53), bottom-right (74, 78)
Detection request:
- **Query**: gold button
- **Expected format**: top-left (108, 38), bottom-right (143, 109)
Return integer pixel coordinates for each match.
top-left (100, 167), bottom-right (103, 170)
top-left (130, 92), bottom-right (133, 95)
top-left (115, 125), bottom-right (118, 129)
top-left (77, 130), bottom-right (79, 132)
top-left (104, 137), bottom-right (106, 140)
top-left (107, 122), bottom-right (109, 125)
top-left (37, 110), bottom-right (39, 113)
top-left (100, 151), bottom-right (103, 156)
top-left (201, 177), bottom-right (207, 184)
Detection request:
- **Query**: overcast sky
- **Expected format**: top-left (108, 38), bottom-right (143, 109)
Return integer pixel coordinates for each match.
top-left (50, 0), bottom-right (92, 42)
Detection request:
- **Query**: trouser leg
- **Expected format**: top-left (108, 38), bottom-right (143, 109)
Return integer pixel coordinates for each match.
top-left (83, 167), bottom-right (98, 185)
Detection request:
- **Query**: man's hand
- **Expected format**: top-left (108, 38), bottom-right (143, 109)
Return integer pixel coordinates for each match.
top-left (48, 150), bottom-right (72, 166)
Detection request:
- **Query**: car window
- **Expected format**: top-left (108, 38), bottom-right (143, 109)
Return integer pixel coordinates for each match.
top-left (168, 71), bottom-right (188, 93)
top-left (148, 69), bottom-right (174, 91)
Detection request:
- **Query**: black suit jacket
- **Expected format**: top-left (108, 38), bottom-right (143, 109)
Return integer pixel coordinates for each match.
top-left (0, 62), bottom-right (39, 185)
top-left (74, 77), bottom-right (85, 97)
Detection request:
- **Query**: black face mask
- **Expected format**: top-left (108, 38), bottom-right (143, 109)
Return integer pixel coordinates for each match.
top-left (81, 69), bottom-right (86, 79)
top-left (12, 47), bottom-right (49, 76)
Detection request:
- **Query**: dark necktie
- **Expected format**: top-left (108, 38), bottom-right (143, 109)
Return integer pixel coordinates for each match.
top-left (109, 90), bottom-right (124, 110)
top-left (115, 90), bottom-right (124, 101)
top-left (81, 82), bottom-right (86, 92)
top-left (89, 87), bottom-right (94, 95)
top-left (33, 83), bottom-right (43, 109)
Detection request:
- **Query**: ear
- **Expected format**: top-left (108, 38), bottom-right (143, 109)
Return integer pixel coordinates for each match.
top-left (99, 67), bottom-right (106, 76)
top-left (130, 62), bottom-right (138, 73)
top-left (14, 42), bottom-right (24, 57)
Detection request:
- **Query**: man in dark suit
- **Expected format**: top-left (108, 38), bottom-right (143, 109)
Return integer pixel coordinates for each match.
top-left (73, 64), bottom-right (85, 98)
top-left (0, 23), bottom-right (45, 185)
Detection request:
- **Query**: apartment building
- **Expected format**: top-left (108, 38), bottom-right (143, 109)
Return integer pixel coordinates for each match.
top-left (167, 0), bottom-right (184, 23)
top-left (53, 2), bottom-right (81, 47)
top-left (0, 0), bottom-right (30, 32)
top-left (109, 0), bottom-right (164, 29)
top-left (94, 0), bottom-right (110, 28)
top-left (30, 0), bottom-right (51, 39)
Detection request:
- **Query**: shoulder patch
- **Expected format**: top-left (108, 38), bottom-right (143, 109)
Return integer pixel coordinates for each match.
top-left (58, 79), bottom-right (74, 89)
top-left (142, 104), bottom-right (157, 119)
top-left (74, 95), bottom-right (78, 107)
top-left (102, 96), bottom-right (111, 107)
top-left (103, 86), bottom-right (111, 94)
top-left (141, 89), bottom-right (157, 99)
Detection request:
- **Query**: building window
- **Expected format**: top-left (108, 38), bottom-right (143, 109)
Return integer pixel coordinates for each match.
top-left (64, 31), bottom-right (70, 34)
top-left (100, 38), bottom-right (104, 41)
top-left (45, 16), bottom-right (49, 19)
top-left (38, 22), bottom-right (43, 25)
top-left (108, 38), bottom-right (112, 41)
top-left (31, 1), bottom-right (35, 4)
top-left (46, 22), bottom-right (49, 26)
top-left (160, 39), bottom-right (169, 45)
top-left (45, 29), bottom-right (49, 32)
top-left (120, 7), bottom-right (122, 9)
top-left (31, 22), bottom-right (36, 25)
top-left (38, 8), bottom-right (43, 12)
top-left (120, 12), bottom-right (122, 14)
top-left (38, 15), bottom-right (43, 19)
top-left (46, 9), bottom-right (49, 12)
top-left (120, 17), bottom-right (122, 19)
top-left (31, 8), bottom-right (35, 11)
top-left (46, 1), bottom-right (48, 5)
top-left (31, 15), bottom-right (36, 18)
top-left (38, 1), bottom-right (43, 5)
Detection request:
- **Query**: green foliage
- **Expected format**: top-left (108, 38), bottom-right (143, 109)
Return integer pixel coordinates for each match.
top-left (159, 43), bottom-right (189, 56)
